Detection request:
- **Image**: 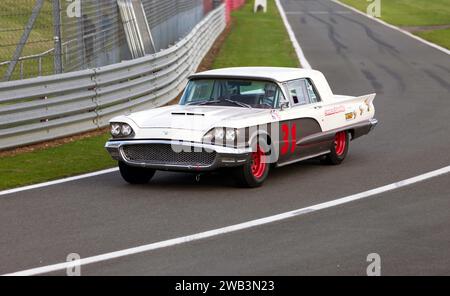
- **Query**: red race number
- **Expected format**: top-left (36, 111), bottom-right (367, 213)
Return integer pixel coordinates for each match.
top-left (281, 123), bottom-right (297, 155)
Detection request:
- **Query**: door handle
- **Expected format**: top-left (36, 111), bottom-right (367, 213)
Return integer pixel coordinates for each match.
top-left (314, 106), bottom-right (323, 109)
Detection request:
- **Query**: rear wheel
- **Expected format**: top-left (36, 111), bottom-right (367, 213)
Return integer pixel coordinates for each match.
top-left (323, 131), bottom-right (349, 165)
top-left (234, 142), bottom-right (270, 188)
top-left (119, 161), bottom-right (156, 184)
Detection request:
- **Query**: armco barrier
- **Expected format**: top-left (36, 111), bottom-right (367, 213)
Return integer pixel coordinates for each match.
top-left (0, 5), bottom-right (226, 150)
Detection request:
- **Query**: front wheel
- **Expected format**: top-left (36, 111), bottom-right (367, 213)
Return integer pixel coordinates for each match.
top-left (323, 131), bottom-right (349, 165)
top-left (119, 161), bottom-right (156, 184)
top-left (233, 143), bottom-right (270, 188)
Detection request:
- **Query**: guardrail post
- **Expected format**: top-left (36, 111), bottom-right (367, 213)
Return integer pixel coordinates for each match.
top-left (92, 67), bottom-right (100, 129)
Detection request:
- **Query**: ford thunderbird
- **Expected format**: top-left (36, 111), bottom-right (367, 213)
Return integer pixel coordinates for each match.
top-left (105, 67), bottom-right (378, 187)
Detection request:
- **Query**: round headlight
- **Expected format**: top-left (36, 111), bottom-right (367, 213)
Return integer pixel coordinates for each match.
top-left (202, 130), bottom-right (214, 143)
top-left (214, 128), bottom-right (224, 139)
top-left (111, 123), bottom-right (121, 137)
top-left (121, 124), bottom-right (133, 136)
top-left (226, 129), bottom-right (236, 141)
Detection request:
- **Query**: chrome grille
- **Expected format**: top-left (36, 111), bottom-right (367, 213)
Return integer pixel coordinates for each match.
top-left (121, 144), bottom-right (216, 167)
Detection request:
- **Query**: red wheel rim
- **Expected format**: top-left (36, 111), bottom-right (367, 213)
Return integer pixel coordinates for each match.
top-left (334, 131), bottom-right (346, 156)
top-left (251, 145), bottom-right (267, 179)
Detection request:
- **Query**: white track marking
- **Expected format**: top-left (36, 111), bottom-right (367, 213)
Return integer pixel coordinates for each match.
top-left (0, 168), bottom-right (119, 197)
top-left (330, 0), bottom-right (450, 56)
top-left (4, 165), bottom-right (450, 276)
top-left (275, 0), bottom-right (312, 69)
top-left (285, 11), bottom-right (352, 15)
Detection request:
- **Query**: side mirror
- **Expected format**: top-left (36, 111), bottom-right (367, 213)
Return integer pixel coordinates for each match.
top-left (280, 101), bottom-right (290, 110)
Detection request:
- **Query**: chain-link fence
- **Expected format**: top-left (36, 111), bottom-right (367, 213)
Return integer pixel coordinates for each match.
top-left (0, 0), bottom-right (55, 80)
top-left (0, 0), bottom-right (221, 81)
top-left (60, 0), bottom-right (126, 72)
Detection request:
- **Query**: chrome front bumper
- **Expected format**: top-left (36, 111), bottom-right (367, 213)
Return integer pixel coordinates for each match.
top-left (105, 140), bottom-right (252, 172)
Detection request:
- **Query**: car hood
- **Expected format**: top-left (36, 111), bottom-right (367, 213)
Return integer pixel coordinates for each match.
top-left (126, 104), bottom-right (272, 130)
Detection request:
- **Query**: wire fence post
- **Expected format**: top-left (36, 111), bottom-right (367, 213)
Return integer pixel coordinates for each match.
top-left (77, 2), bottom-right (86, 69)
top-left (2, 0), bottom-right (45, 81)
top-left (52, 0), bottom-right (63, 74)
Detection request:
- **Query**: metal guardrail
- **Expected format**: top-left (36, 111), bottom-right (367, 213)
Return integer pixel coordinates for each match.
top-left (0, 4), bottom-right (226, 150)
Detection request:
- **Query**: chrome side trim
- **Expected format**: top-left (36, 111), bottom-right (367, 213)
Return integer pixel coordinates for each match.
top-left (276, 150), bottom-right (330, 167)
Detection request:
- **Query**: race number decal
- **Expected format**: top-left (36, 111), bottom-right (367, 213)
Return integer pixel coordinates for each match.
top-left (281, 123), bottom-right (297, 155)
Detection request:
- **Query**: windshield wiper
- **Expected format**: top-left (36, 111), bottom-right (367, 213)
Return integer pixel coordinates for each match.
top-left (186, 100), bottom-right (221, 106)
top-left (224, 99), bottom-right (252, 109)
top-left (187, 99), bottom-right (251, 108)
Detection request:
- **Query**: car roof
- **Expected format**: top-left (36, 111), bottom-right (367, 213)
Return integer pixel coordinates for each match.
top-left (189, 67), bottom-right (324, 83)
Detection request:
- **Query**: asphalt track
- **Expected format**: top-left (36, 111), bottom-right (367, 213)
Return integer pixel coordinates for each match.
top-left (1, 0), bottom-right (450, 275)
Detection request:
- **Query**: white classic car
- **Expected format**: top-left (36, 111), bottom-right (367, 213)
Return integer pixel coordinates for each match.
top-left (105, 67), bottom-right (377, 187)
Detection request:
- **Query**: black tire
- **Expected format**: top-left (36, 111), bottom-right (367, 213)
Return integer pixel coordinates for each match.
top-left (323, 131), bottom-right (349, 165)
top-left (233, 140), bottom-right (271, 188)
top-left (119, 161), bottom-right (156, 184)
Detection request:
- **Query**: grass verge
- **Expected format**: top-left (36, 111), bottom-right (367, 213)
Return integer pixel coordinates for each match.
top-left (213, 0), bottom-right (298, 68)
top-left (0, 0), bottom-right (299, 190)
top-left (0, 133), bottom-right (115, 190)
top-left (415, 28), bottom-right (450, 50)
top-left (339, 0), bottom-right (450, 49)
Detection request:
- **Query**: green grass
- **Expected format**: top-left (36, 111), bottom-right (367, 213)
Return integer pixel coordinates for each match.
top-left (340, 0), bottom-right (450, 26)
top-left (415, 28), bottom-right (450, 49)
top-left (213, 0), bottom-right (299, 68)
top-left (0, 0), bottom-right (299, 190)
top-left (0, 133), bottom-right (115, 190)
top-left (339, 0), bottom-right (450, 49)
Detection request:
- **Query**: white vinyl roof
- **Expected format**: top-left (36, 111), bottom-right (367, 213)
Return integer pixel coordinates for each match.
top-left (191, 67), bottom-right (323, 83)
top-left (190, 67), bottom-right (334, 99)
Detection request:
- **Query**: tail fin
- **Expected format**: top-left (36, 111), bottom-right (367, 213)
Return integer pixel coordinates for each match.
top-left (357, 93), bottom-right (376, 105)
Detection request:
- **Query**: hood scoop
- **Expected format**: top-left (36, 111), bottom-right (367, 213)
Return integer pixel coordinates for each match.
top-left (171, 112), bottom-right (205, 116)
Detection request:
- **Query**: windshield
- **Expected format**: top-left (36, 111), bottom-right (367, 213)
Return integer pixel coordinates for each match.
top-left (180, 79), bottom-right (284, 109)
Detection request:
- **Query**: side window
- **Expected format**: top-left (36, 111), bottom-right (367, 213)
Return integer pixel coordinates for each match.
top-left (286, 79), bottom-right (309, 106)
top-left (305, 79), bottom-right (321, 103)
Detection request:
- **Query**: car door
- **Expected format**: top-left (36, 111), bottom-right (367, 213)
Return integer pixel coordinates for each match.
top-left (277, 78), bottom-right (327, 165)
